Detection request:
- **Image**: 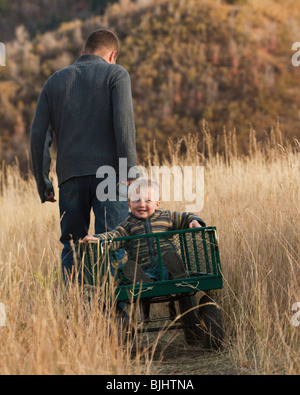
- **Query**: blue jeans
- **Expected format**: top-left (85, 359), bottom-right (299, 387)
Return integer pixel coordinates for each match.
top-left (59, 175), bottom-right (128, 284)
top-left (143, 258), bottom-right (169, 281)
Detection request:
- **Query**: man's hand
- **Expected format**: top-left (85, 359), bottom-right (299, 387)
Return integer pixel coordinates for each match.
top-left (46, 192), bottom-right (56, 202)
top-left (189, 220), bottom-right (202, 228)
top-left (83, 235), bottom-right (99, 243)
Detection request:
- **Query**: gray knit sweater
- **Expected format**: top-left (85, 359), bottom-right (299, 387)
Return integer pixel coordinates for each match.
top-left (30, 54), bottom-right (137, 202)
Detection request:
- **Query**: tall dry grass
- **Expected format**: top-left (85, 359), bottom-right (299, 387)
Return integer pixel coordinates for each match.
top-left (0, 164), bottom-right (159, 375)
top-left (147, 123), bottom-right (300, 374)
top-left (0, 122), bottom-right (299, 374)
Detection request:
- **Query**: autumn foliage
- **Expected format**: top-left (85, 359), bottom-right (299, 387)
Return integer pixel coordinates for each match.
top-left (0, 0), bottom-right (299, 167)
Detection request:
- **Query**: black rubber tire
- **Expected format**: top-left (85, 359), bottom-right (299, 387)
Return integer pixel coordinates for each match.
top-left (178, 295), bottom-right (202, 345)
top-left (198, 294), bottom-right (224, 350)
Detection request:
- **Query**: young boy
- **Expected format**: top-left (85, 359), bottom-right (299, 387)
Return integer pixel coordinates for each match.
top-left (83, 178), bottom-right (206, 283)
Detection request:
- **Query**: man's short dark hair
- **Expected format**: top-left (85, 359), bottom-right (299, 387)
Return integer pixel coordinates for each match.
top-left (84, 29), bottom-right (120, 55)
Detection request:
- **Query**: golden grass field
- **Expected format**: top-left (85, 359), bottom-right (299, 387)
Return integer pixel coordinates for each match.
top-left (0, 127), bottom-right (299, 375)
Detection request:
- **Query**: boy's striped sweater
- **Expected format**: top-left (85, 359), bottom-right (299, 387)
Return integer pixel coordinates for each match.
top-left (95, 209), bottom-right (205, 268)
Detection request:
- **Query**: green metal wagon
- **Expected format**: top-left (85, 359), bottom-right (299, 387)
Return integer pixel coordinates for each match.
top-left (79, 226), bottom-right (224, 349)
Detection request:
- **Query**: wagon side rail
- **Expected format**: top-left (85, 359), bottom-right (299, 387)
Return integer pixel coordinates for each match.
top-left (79, 227), bottom-right (223, 302)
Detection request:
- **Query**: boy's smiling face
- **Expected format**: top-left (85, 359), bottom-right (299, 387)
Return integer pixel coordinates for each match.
top-left (129, 188), bottom-right (160, 219)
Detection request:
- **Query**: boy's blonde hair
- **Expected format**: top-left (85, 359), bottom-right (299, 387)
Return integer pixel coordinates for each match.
top-left (128, 178), bottom-right (160, 202)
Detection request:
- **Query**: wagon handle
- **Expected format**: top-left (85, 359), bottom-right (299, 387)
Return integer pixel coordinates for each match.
top-left (129, 286), bottom-right (154, 297)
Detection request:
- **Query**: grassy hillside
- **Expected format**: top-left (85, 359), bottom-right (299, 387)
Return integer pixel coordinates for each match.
top-left (0, 0), bottom-right (300, 167)
top-left (0, 0), bottom-right (117, 39)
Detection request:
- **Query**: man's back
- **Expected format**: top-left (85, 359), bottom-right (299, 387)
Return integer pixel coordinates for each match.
top-left (31, 54), bottom-right (136, 192)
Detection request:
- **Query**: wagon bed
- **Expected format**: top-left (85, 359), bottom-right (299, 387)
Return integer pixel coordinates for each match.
top-left (79, 227), bottom-right (224, 349)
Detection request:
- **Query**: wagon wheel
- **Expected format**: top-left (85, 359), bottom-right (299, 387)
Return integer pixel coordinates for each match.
top-left (198, 294), bottom-right (224, 350)
top-left (178, 295), bottom-right (202, 345)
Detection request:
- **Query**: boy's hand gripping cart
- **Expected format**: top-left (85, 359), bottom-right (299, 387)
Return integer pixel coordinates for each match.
top-left (79, 227), bottom-right (224, 349)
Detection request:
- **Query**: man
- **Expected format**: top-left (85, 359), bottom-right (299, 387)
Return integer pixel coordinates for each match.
top-left (30, 29), bottom-right (137, 283)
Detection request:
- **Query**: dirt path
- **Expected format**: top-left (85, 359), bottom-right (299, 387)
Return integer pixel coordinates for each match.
top-left (138, 332), bottom-right (247, 375)
top-left (128, 301), bottom-right (251, 375)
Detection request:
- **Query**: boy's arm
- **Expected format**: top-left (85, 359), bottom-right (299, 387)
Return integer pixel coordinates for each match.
top-left (83, 225), bottom-right (129, 249)
top-left (170, 211), bottom-right (206, 230)
top-left (94, 225), bottom-right (128, 240)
